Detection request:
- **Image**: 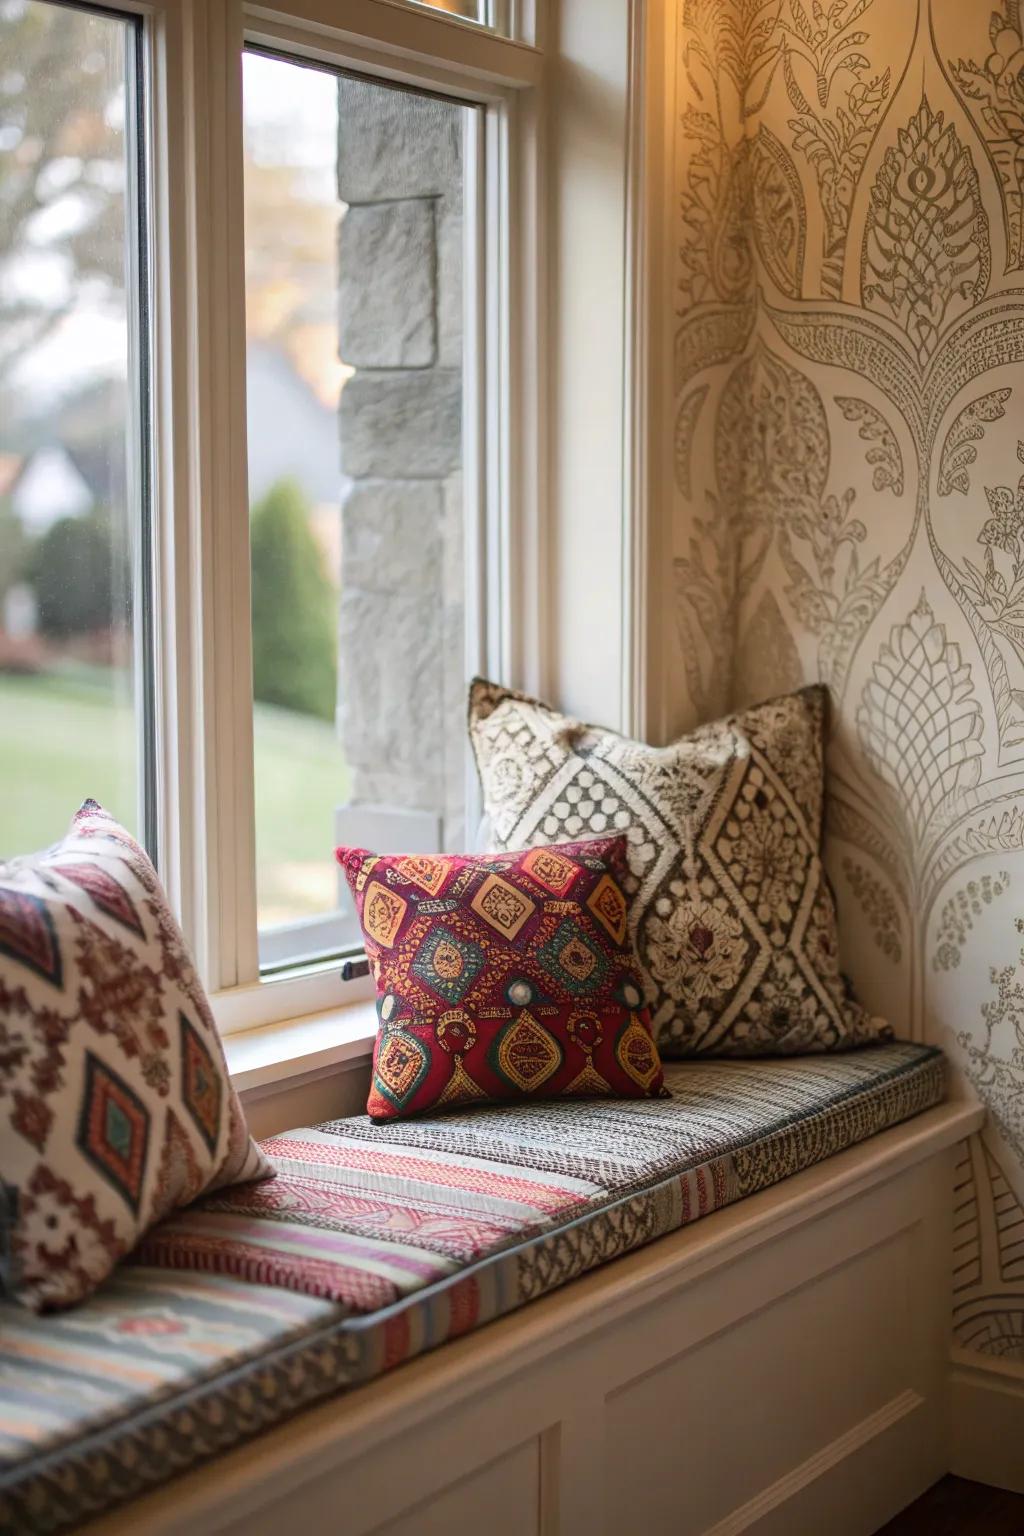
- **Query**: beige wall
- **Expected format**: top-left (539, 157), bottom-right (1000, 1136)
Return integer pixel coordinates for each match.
top-left (662, 0), bottom-right (1024, 1365)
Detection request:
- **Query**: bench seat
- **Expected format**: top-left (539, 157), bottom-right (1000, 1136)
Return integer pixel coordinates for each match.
top-left (0, 1042), bottom-right (945, 1535)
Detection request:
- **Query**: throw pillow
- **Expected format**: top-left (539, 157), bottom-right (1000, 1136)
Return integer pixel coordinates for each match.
top-left (336, 833), bottom-right (666, 1120)
top-left (0, 801), bottom-right (271, 1310)
top-left (468, 680), bottom-right (890, 1059)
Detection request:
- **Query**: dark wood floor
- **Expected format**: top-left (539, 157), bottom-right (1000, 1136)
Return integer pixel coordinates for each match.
top-left (876, 1476), bottom-right (1024, 1535)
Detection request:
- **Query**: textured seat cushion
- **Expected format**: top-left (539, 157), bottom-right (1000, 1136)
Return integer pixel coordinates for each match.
top-left (0, 1042), bottom-right (945, 1534)
top-left (468, 679), bottom-right (890, 1059)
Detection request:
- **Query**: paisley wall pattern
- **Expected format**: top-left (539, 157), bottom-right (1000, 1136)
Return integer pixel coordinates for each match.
top-left (667, 0), bottom-right (1024, 1363)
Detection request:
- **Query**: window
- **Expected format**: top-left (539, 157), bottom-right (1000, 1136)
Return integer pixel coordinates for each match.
top-left (0, 0), bottom-right (543, 1030)
top-left (415, 0), bottom-right (484, 18)
top-left (0, 0), bottom-right (152, 859)
top-left (405, 0), bottom-right (521, 36)
top-left (243, 53), bottom-right (473, 971)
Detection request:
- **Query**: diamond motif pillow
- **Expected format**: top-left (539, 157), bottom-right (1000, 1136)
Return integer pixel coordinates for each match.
top-left (0, 802), bottom-right (271, 1310)
top-left (336, 834), bottom-right (666, 1121)
top-left (469, 680), bottom-right (891, 1059)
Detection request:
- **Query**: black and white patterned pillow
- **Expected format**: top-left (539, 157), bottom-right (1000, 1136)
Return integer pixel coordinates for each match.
top-left (469, 680), bottom-right (890, 1058)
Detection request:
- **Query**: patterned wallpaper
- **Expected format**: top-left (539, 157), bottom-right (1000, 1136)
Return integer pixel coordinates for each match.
top-left (669, 0), bottom-right (1024, 1362)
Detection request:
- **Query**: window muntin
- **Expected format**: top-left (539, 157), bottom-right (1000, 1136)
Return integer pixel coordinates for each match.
top-left (0, 0), bottom-right (153, 859)
top-left (242, 50), bottom-right (472, 971)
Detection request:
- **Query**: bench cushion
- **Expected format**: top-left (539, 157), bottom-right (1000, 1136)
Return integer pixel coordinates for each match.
top-left (0, 1042), bottom-right (945, 1534)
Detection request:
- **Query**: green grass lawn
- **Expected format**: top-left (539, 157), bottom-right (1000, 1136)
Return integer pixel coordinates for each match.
top-left (0, 667), bottom-right (349, 923)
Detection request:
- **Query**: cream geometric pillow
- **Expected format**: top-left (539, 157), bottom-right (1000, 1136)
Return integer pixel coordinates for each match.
top-left (469, 681), bottom-right (890, 1058)
top-left (0, 802), bottom-right (271, 1310)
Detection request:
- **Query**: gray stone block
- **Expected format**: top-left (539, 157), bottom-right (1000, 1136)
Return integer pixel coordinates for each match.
top-left (339, 370), bottom-right (461, 479)
top-left (337, 78), bottom-right (462, 203)
top-left (335, 802), bottom-right (441, 855)
top-left (341, 480), bottom-right (443, 595)
top-left (338, 201), bottom-right (436, 368)
top-left (437, 210), bottom-right (463, 368)
top-left (332, 73), bottom-right (467, 844)
top-left (348, 766), bottom-right (439, 815)
top-left (337, 585), bottom-right (443, 796)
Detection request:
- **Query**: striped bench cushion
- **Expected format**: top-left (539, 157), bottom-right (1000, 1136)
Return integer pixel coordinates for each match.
top-left (0, 1043), bottom-right (944, 1535)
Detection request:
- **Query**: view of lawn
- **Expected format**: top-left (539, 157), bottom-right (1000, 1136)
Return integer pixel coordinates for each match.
top-left (0, 669), bottom-right (140, 852)
top-left (251, 690), bottom-right (350, 924)
top-left (0, 667), bottom-right (349, 925)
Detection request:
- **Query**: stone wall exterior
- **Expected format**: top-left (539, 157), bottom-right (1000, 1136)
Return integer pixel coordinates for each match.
top-left (335, 78), bottom-right (465, 857)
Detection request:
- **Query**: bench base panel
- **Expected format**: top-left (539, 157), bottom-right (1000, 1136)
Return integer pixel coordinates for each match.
top-left (89, 1103), bottom-right (980, 1536)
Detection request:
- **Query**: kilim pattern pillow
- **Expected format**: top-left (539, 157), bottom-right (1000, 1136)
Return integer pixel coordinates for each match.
top-left (336, 834), bottom-right (667, 1120)
top-left (0, 802), bottom-right (271, 1311)
top-left (468, 681), bottom-right (891, 1059)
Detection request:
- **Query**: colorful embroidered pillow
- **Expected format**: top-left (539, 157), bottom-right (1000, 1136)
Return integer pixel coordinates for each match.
top-left (0, 802), bottom-right (271, 1311)
top-left (336, 834), bottom-right (666, 1121)
top-left (469, 681), bottom-right (891, 1060)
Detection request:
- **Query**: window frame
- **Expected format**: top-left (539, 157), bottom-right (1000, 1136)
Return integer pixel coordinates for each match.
top-left (6, 0), bottom-right (652, 1064)
top-left (122, 5), bottom-right (161, 858)
top-left (132, 0), bottom-right (546, 1034)
top-left (0, 0), bottom-right (159, 862)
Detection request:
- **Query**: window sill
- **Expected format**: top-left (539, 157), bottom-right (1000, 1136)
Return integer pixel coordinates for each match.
top-left (225, 998), bottom-right (378, 1098)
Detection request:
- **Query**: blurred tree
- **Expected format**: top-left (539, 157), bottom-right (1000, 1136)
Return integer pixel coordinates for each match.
top-left (30, 513), bottom-right (115, 637)
top-left (250, 478), bottom-right (337, 721)
top-left (0, 0), bottom-right (126, 394)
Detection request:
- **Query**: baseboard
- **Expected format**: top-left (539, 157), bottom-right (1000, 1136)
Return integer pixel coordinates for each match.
top-left (950, 1349), bottom-right (1024, 1494)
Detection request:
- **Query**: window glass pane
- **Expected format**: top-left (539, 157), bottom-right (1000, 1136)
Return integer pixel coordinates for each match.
top-left (243, 53), bottom-right (470, 969)
top-left (0, 0), bottom-right (151, 858)
top-left (411, 0), bottom-right (485, 20)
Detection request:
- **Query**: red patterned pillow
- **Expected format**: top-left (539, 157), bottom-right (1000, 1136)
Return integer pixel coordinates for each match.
top-left (0, 802), bottom-right (272, 1311)
top-left (336, 834), bottom-right (667, 1121)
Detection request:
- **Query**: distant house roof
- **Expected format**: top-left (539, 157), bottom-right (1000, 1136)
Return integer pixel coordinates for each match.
top-left (10, 446), bottom-right (95, 533)
top-left (246, 339), bottom-right (344, 507)
top-left (66, 443), bottom-right (127, 512)
top-left (3, 349), bottom-right (342, 532)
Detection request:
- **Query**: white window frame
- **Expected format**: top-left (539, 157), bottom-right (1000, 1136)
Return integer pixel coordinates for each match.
top-left (12, 0), bottom-right (650, 1086)
top-left (112, 0), bottom-right (546, 1036)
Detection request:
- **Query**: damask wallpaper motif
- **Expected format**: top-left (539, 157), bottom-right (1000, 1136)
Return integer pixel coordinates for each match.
top-left (670, 0), bottom-right (1024, 1362)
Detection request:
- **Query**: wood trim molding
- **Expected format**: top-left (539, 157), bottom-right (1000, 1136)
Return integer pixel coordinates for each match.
top-left (950, 1348), bottom-right (1024, 1495)
top-left (620, 0), bottom-right (675, 743)
top-left (621, 0), bottom-right (672, 745)
top-left (621, 0), bottom-right (648, 741)
top-left (703, 1389), bottom-right (925, 1536)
